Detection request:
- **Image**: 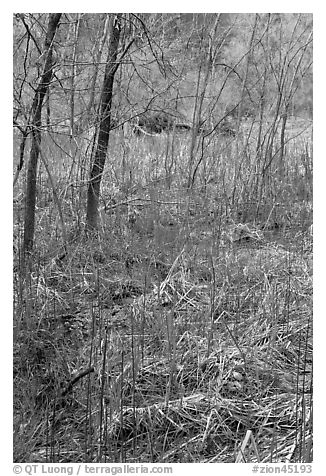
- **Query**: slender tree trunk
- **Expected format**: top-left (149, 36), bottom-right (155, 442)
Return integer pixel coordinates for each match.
top-left (85, 14), bottom-right (111, 129)
top-left (86, 14), bottom-right (122, 230)
top-left (23, 13), bottom-right (62, 254)
top-left (279, 110), bottom-right (288, 180)
top-left (70, 13), bottom-right (82, 136)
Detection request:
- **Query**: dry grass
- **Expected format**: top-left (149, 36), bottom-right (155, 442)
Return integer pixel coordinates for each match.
top-left (13, 125), bottom-right (312, 463)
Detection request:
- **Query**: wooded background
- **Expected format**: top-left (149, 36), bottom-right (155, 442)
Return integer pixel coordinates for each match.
top-left (13, 13), bottom-right (313, 464)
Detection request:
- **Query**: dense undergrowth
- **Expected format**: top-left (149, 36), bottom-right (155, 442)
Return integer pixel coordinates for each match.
top-left (13, 123), bottom-right (313, 463)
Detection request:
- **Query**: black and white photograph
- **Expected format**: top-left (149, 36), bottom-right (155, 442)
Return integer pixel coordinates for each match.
top-left (12, 10), bottom-right (313, 466)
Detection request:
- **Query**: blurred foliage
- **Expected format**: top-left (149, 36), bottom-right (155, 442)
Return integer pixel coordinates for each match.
top-left (13, 13), bottom-right (312, 135)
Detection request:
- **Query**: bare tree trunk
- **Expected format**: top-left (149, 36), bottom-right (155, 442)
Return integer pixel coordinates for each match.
top-left (279, 110), bottom-right (288, 180)
top-left (23, 13), bottom-right (62, 254)
top-left (85, 14), bottom-right (111, 129)
top-left (70, 13), bottom-right (82, 136)
top-left (86, 14), bottom-right (122, 230)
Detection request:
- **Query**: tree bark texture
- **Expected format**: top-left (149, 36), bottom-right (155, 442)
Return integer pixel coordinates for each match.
top-left (23, 13), bottom-right (62, 254)
top-left (86, 14), bottom-right (122, 230)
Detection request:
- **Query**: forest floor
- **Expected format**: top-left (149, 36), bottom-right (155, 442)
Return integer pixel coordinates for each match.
top-left (13, 193), bottom-right (312, 463)
top-left (13, 125), bottom-right (313, 463)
